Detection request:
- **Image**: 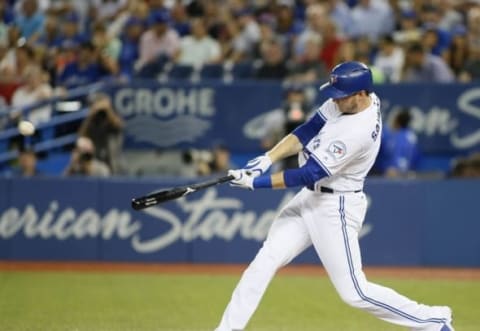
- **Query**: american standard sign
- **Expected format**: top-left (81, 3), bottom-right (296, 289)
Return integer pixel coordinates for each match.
top-left (0, 189), bottom-right (294, 253)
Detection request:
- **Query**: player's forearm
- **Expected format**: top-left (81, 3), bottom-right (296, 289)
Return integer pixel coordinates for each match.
top-left (265, 134), bottom-right (303, 164)
top-left (252, 158), bottom-right (328, 190)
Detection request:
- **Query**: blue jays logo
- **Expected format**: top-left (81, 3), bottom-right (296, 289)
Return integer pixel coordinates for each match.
top-left (327, 141), bottom-right (347, 159)
top-left (330, 75), bottom-right (338, 84)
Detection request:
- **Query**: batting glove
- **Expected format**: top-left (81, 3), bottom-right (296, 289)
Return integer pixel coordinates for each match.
top-left (244, 154), bottom-right (272, 177)
top-left (228, 169), bottom-right (254, 190)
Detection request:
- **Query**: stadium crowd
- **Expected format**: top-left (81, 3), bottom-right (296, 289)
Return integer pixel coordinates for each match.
top-left (1, 0), bottom-right (480, 178)
top-left (0, 0), bottom-right (479, 91)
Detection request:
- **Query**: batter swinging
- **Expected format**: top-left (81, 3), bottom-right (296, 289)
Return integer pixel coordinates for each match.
top-left (215, 61), bottom-right (454, 331)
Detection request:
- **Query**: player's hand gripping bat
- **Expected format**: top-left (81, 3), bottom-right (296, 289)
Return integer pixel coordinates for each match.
top-left (131, 174), bottom-right (234, 210)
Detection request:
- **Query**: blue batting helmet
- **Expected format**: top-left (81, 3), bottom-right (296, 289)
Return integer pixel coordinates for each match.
top-left (319, 61), bottom-right (373, 99)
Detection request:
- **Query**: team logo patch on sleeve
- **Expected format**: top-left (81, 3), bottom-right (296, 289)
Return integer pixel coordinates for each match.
top-left (327, 141), bottom-right (347, 159)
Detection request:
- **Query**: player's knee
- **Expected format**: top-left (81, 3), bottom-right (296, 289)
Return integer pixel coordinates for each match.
top-left (250, 244), bottom-right (284, 272)
top-left (337, 289), bottom-right (366, 309)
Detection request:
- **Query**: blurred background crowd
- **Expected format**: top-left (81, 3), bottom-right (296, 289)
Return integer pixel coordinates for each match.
top-left (0, 0), bottom-right (479, 179)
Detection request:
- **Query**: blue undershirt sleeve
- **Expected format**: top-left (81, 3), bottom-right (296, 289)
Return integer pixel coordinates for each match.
top-left (292, 112), bottom-right (326, 146)
top-left (253, 157), bottom-right (329, 189)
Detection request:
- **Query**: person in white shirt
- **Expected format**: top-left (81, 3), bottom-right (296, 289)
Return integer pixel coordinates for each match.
top-left (11, 64), bottom-right (53, 125)
top-left (373, 35), bottom-right (405, 83)
top-left (215, 61), bottom-right (455, 331)
top-left (176, 17), bottom-right (221, 67)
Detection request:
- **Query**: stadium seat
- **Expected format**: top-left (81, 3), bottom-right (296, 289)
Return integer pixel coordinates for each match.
top-left (168, 64), bottom-right (194, 80)
top-left (135, 55), bottom-right (170, 79)
top-left (230, 61), bottom-right (256, 80)
top-left (200, 64), bottom-right (224, 80)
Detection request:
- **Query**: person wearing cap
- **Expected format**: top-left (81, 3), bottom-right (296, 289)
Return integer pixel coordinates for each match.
top-left (118, 17), bottom-right (144, 78)
top-left (402, 42), bottom-right (455, 82)
top-left (137, 9), bottom-right (180, 70)
top-left (55, 12), bottom-right (86, 50)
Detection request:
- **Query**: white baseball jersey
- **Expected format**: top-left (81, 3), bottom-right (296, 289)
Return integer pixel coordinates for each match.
top-left (299, 93), bottom-right (382, 192)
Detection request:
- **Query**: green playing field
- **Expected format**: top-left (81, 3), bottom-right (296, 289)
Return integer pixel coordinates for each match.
top-left (0, 271), bottom-right (478, 331)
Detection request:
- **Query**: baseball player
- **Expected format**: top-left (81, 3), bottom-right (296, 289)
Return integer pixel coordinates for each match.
top-left (215, 61), bottom-right (454, 331)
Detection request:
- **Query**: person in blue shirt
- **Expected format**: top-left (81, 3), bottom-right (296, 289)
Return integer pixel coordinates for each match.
top-left (15, 0), bottom-right (44, 42)
top-left (386, 109), bottom-right (420, 176)
top-left (57, 41), bottom-right (104, 88)
top-left (54, 12), bottom-right (86, 50)
top-left (370, 122), bottom-right (394, 175)
top-left (118, 17), bottom-right (144, 79)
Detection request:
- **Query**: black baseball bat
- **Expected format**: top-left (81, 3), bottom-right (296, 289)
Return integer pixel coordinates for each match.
top-left (131, 174), bottom-right (235, 210)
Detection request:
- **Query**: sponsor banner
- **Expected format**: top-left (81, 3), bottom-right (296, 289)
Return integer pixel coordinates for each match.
top-left (1, 178), bottom-right (479, 266)
top-left (109, 82), bottom-right (480, 154)
top-left (109, 81), bottom-right (283, 152)
top-left (0, 179), bottom-right (9, 259)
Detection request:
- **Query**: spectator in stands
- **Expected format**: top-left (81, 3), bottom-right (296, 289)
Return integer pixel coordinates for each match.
top-left (385, 109), bottom-right (420, 177)
top-left (91, 22), bottom-right (121, 76)
top-left (437, 0), bottom-right (463, 32)
top-left (255, 39), bottom-right (288, 80)
top-left (287, 34), bottom-right (328, 83)
top-left (63, 136), bottom-right (111, 177)
top-left (0, 43), bottom-right (36, 83)
top-left (445, 24), bottom-right (470, 77)
top-left (354, 50), bottom-right (385, 84)
top-left (118, 17), bottom-right (143, 79)
top-left (176, 17), bottom-right (221, 67)
top-left (402, 42), bottom-right (455, 82)
top-left (15, 0), bottom-right (44, 43)
top-left (90, 0), bottom-right (128, 22)
top-left (320, 18), bottom-right (343, 70)
top-left (259, 84), bottom-right (313, 171)
top-left (136, 10), bottom-right (180, 72)
top-left (422, 24), bottom-right (451, 58)
top-left (418, 4), bottom-right (452, 57)
top-left (208, 143), bottom-right (233, 175)
top-left (323, 0), bottom-right (353, 38)
top-left (450, 153), bottom-right (480, 178)
top-left (56, 41), bottom-right (104, 88)
top-left (350, 0), bottom-right (395, 42)
top-left (107, 0), bottom-right (149, 39)
top-left (373, 35), bottom-right (405, 83)
top-left (11, 64), bottom-right (53, 125)
top-left (12, 146), bottom-right (40, 177)
top-left (458, 48), bottom-right (480, 82)
top-left (467, 6), bottom-right (480, 55)
top-left (55, 12), bottom-right (85, 50)
top-left (0, 0), bottom-right (13, 46)
top-left (78, 93), bottom-right (124, 174)
top-left (195, 143), bottom-right (234, 176)
top-left (294, 3), bottom-right (326, 61)
top-left (230, 8), bottom-right (261, 62)
top-left (392, 10), bottom-right (422, 45)
top-left (36, 13), bottom-right (60, 49)
top-left (170, 0), bottom-right (190, 37)
top-left (273, 0), bottom-right (304, 55)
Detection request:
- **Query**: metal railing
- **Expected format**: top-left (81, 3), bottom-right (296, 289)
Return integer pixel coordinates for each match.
top-left (0, 81), bottom-right (108, 165)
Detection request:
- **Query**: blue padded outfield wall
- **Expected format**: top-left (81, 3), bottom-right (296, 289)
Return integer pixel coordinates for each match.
top-left (108, 81), bottom-right (480, 155)
top-left (0, 177), bottom-right (479, 266)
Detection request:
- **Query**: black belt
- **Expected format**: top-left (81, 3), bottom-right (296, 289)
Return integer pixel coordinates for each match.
top-left (307, 185), bottom-right (361, 194)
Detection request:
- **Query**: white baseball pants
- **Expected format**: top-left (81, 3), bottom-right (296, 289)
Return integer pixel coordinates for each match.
top-left (215, 188), bottom-right (451, 331)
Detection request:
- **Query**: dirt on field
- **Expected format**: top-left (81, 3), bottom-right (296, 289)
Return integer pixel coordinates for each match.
top-left (0, 261), bottom-right (479, 280)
